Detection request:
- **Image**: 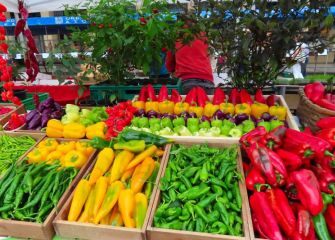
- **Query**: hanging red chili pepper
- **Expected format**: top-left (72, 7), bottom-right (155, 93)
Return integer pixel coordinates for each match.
top-left (239, 88), bottom-right (253, 105)
top-left (170, 89), bottom-right (182, 103)
top-left (255, 89), bottom-right (266, 104)
top-left (212, 87), bottom-right (225, 105)
top-left (157, 85), bottom-right (168, 102)
top-left (228, 88), bottom-right (240, 105)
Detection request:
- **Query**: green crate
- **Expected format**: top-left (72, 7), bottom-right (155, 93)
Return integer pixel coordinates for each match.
top-left (21, 93), bottom-right (49, 111)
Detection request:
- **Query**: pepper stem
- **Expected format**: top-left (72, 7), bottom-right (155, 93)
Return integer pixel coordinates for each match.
top-left (304, 149), bottom-right (314, 157)
top-left (255, 183), bottom-right (270, 192)
top-left (324, 150), bottom-right (334, 157)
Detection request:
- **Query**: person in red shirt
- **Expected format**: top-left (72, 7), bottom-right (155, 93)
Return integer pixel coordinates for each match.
top-left (165, 22), bottom-right (214, 94)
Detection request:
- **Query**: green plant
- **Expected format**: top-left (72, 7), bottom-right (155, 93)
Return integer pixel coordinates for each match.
top-left (186, 0), bottom-right (334, 91)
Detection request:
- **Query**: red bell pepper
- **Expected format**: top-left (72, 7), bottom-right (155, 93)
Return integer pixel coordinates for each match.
top-left (276, 149), bottom-right (302, 171)
top-left (259, 125), bottom-right (286, 150)
top-left (304, 84), bottom-right (314, 99)
top-left (303, 127), bottom-right (313, 136)
top-left (196, 87), bottom-right (209, 107)
top-left (332, 94), bottom-right (335, 104)
top-left (239, 88), bottom-right (253, 105)
top-left (294, 204), bottom-right (317, 240)
top-left (286, 174), bottom-right (300, 201)
top-left (268, 149), bottom-right (288, 186)
top-left (309, 82), bottom-right (325, 103)
top-left (316, 128), bottom-right (335, 147)
top-left (291, 169), bottom-right (324, 216)
top-left (184, 87), bottom-right (197, 105)
top-left (170, 89), bottom-right (182, 103)
top-left (138, 86), bottom-right (147, 101)
top-left (250, 191), bottom-right (284, 240)
top-left (245, 167), bottom-right (266, 191)
top-left (325, 93), bottom-right (332, 102)
top-left (266, 188), bottom-right (297, 238)
top-left (282, 136), bottom-right (315, 166)
top-left (255, 89), bottom-right (266, 104)
top-left (239, 126), bottom-right (267, 149)
top-left (228, 88), bottom-right (240, 105)
top-left (316, 116), bottom-right (335, 129)
top-left (316, 98), bottom-right (335, 111)
top-left (158, 85), bottom-right (168, 102)
top-left (252, 214), bottom-right (268, 239)
top-left (146, 84), bottom-right (157, 101)
top-left (311, 165), bottom-right (335, 194)
top-left (212, 87), bottom-right (226, 105)
top-left (266, 94), bottom-right (278, 106)
top-left (325, 204), bottom-right (335, 238)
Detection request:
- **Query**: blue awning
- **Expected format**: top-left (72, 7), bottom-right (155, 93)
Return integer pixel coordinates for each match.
top-left (0, 16), bottom-right (88, 27)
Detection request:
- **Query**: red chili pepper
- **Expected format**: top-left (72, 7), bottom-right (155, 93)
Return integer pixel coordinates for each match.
top-left (0, 43), bottom-right (8, 54)
top-left (311, 164), bottom-right (335, 194)
top-left (0, 3), bottom-right (7, 12)
top-left (170, 89), bottom-right (182, 103)
top-left (316, 98), bottom-right (335, 111)
top-left (325, 204), bottom-right (335, 238)
top-left (157, 85), bottom-right (168, 102)
top-left (138, 86), bottom-right (147, 101)
top-left (14, 19), bottom-right (26, 39)
top-left (146, 84), bottom-right (156, 101)
top-left (316, 128), bottom-right (335, 147)
top-left (266, 94), bottom-right (279, 106)
top-left (303, 127), bottom-right (313, 135)
top-left (295, 205), bottom-right (317, 240)
top-left (239, 88), bottom-right (253, 105)
top-left (266, 188), bottom-right (297, 238)
top-left (316, 117), bottom-right (335, 129)
top-left (276, 149), bottom-right (302, 171)
top-left (239, 126), bottom-right (267, 149)
top-left (228, 88), bottom-right (240, 105)
top-left (304, 84), bottom-right (314, 99)
top-left (3, 81), bottom-right (14, 91)
top-left (250, 191), bottom-right (284, 240)
top-left (268, 149), bottom-right (288, 186)
top-left (196, 87), bottom-right (209, 107)
top-left (291, 169), bottom-right (324, 216)
top-left (259, 125), bottom-right (286, 150)
top-left (184, 87), bottom-right (197, 105)
top-left (245, 167), bottom-right (266, 191)
top-left (255, 89), bottom-right (266, 104)
top-left (1, 91), bottom-right (7, 101)
top-left (309, 82), bottom-right (325, 103)
top-left (212, 87), bottom-right (225, 105)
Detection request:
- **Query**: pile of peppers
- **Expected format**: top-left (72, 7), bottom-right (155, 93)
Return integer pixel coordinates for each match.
top-left (241, 125), bottom-right (335, 239)
top-left (154, 144), bottom-right (243, 236)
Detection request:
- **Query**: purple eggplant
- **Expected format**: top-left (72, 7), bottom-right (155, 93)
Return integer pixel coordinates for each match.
top-left (224, 113), bottom-right (232, 120)
top-left (27, 113), bottom-right (41, 130)
top-left (26, 109), bottom-right (39, 123)
top-left (188, 112), bottom-right (197, 118)
top-left (42, 97), bottom-right (55, 108)
top-left (269, 115), bottom-right (278, 121)
top-left (161, 113), bottom-right (170, 119)
top-left (41, 113), bottom-right (50, 128)
top-left (213, 110), bottom-right (225, 120)
top-left (201, 116), bottom-right (211, 123)
top-left (50, 109), bottom-right (63, 119)
top-left (261, 112), bottom-right (272, 121)
top-left (234, 113), bottom-right (249, 125)
top-left (169, 114), bottom-right (177, 120)
top-left (54, 102), bottom-right (62, 111)
top-left (134, 109), bottom-right (146, 117)
top-left (180, 111), bottom-right (190, 119)
top-left (42, 108), bottom-right (52, 116)
top-left (147, 110), bottom-right (158, 119)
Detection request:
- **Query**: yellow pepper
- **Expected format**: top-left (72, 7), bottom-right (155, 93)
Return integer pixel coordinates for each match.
top-left (57, 141), bottom-right (76, 154)
top-left (109, 205), bottom-right (124, 226)
top-left (27, 148), bottom-right (49, 164)
top-left (86, 122), bottom-right (106, 140)
top-left (158, 100), bottom-right (174, 114)
top-left (100, 212), bottom-right (111, 225)
top-left (78, 185), bottom-right (96, 223)
top-left (63, 150), bottom-right (88, 169)
top-left (121, 167), bottom-right (136, 182)
top-left (46, 119), bottom-right (64, 138)
top-left (251, 103), bottom-right (269, 118)
top-left (94, 180), bottom-right (124, 224)
top-left (63, 123), bottom-right (86, 139)
top-left (89, 148), bottom-right (115, 185)
top-left (204, 103), bottom-right (220, 117)
top-left (269, 106), bottom-right (287, 121)
top-left (37, 138), bottom-right (59, 152)
top-left (145, 101), bottom-right (159, 113)
top-left (134, 193), bottom-right (148, 228)
top-left (132, 101), bottom-right (145, 110)
top-left (220, 102), bottom-right (235, 115)
top-left (130, 157), bottom-right (155, 194)
top-left (75, 141), bottom-right (94, 157)
top-left (110, 150), bottom-right (135, 183)
top-left (93, 176), bottom-right (109, 217)
top-left (68, 179), bottom-right (92, 221)
top-left (174, 102), bottom-right (189, 115)
top-left (235, 103), bottom-right (251, 115)
top-left (189, 106), bottom-right (204, 118)
top-left (118, 189), bottom-right (135, 228)
top-left (154, 148), bottom-right (165, 157)
top-left (126, 145), bottom-right (157, 171)
top-left (46, 150), bottom-right (63, 164)
top-left (114, 140), bottom-right (146, 153)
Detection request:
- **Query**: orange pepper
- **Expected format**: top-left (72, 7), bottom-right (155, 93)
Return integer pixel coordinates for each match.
top-left (130, 157), bottom-right (155, 194)
top-left (118, 189), bottom-right (135, 228)
top-left (158, 100), bottom-right (174, 114)
top-left (132, 101), bottom-right (145, 110)
top-left (174, 102), bottom-right (189, 115)
top-left (189, 106), bottom-right (204, 117)
top-left (145, 101), bottom-right (159, 113)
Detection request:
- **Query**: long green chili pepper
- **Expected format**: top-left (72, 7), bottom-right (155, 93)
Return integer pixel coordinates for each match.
top-left (3, 173), bottom-right (23, 205)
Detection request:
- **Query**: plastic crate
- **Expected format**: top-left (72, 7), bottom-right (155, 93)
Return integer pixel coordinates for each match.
top-left (21, 93), bottom-right (49, 111)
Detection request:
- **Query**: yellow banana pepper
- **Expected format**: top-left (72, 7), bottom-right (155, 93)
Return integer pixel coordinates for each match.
top-left (121, 167), bottom-right (136, 182)
top-left (109, 205), bottom-right (124, 226)
top-left (75, 141), bottom-right (94, 157)
top-left (63, 123), bottom-right (86, 139)
top-left (132, 101), bottom-right (145, 110)
top-left (189, 106), bottom-right (204, 117)
top-left (46, 119), bottom-right (64, 138)
top-left (86, 122), bottom-right (106, 140)
top-left (118, 189), bottom-right (136, 228)
top-left (113, 140), bottom-right (146, 153)
top-left (68, 179), bottom-right (92, 221)
top-left (27, 148), bottom-right (49, 164)
top-left (134, 193), bottom-right (148, 228)
top-left (235, 103), bottom-right (251, 115)
top-left (110, 150), bottom-right (135, 183)
top-left (78, 185), bottom-right (96, 223)
top-left (269, 106), bottom-right (287, 121)
top-left (145, 101), bottom-right (159, 113)
top-left (88, 148), bottom-right (115, 185)
top-left (46, 150), bottom-right (63, 164)
top-left (204, 103), bottom-right (220, 117)
top-left (130, 157), bottom-right (155, 194)
top-left (63, 150), bottom-right (88, 169)
top-left (220, 102), bottom-right (235, 115)
top-left (93, 176), bottom-right (109, 217)
top-left (174, 102), bottom-right (189, 115)
top-left (158, 100), bottom-right (174, 114)
top-left (251, 103), bottom-right (269, 118)
top-left (57, 141), bottom-right (76, 154)
top-left (37, 138), bottom-right (59, 152)
top-left (126, 145), bottom-right (157, 171)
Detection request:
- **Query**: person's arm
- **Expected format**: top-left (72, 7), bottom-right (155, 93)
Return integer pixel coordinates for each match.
top-left (165, 50), bottom-right (176, 73)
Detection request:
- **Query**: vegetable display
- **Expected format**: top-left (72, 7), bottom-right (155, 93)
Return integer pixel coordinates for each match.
top-left (241, 126), bottom-right (335, 239)
top-left (0, 134), bottom-right (36, 174)
top-left (67, 141), bottom-right (163, 228)
top-left (0, 161), bottom-right (78, 223)
top-left (154, 144), bottom-right (244, 236)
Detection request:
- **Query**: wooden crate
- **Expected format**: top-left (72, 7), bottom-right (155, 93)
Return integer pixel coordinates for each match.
top-left (146, 142), bottom-right (252, 240)
top-left (0, 104), bottom-right (26, 126)
top-left (53, 145), bottom-right (170, 240)
top-left (0, 138), bottom-right (98, 240)
top-left (132, 95), bottom-right (299, 144)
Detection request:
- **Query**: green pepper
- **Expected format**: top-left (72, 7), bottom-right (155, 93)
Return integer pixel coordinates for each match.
top-left (229, 126), bottom-right (243, 138)
top-left (185, 201), bottom-right (195, 219)
top-left (150, 123), bottom-right (161, 133)
top-left (257, 121), bottom-right (271, 132)
top-left (313, 213), bottom-right (332, 240)
top-left (179, 208), bottom-right (191, 221)
top-left (207, 210), bottom-right (220, 223)
top-left (161, 118), bottom-right (173, 129)
top-left (149, 118), bottom-right (160, 127)
top-left (191, 169), bottom-right (200, 185)
top-left (234, 222), bottom-right (242, 236)
top-left (177, 185), bottom-right (210, 201)
top-left (208, 177), bottom-right (227, 189)
top-left (220, 124), bottom-right (232, 136)
top-left (178, 184), bottom-right (187, 193)
top-left (165, 167), bottom-right (171, 182)
top-left (227, 190), bottom-right (233, 200)
top-left (211, 119), bottom-right (223, 128)
top-left (166, 207), bottom-right (182, 218)
top-left (225, 171), bottom-right (234, 187)
top-left (194, 205), bottom-right (209, 223)
top-left (155, 202), bottom-right (170, 218)
top-left (188, 125), bottom-right (199, 134)
top-left (173, 117), bottom-right (185, 127)
top-left (180, 175), bottom-right (192, 189)
top-left (233, 181), bottom-right (242, 209)
top-left (131, 117), bottom-right (141, 127)
top-left (187, 118), bottom-right (199, 126)
top-left (195, 218), bottom-right (205, 232)
top-left (160, 220), bottom-right (183, 230)
top-left (113, 140), bottom-right (146, 153)
top-left (168, 189), bottom-right (177, 202)
top-left (183, 166), bottom-right (200, 178)
top-left (212, 185), bottom-right (223, 196)
top-left (270, 119), bottom-right (284, 131)
top-left (182, 219), bottom-right (190, 230)
top-left (138, 117), bottom-right (149, 128)
top-left (197, 194), bottom-right (218, 208)
top-left (199, 121), bottom-right (210, 129)
top-left (187, 220), bottom-right (195, 231)
top-left (199, 163), bottom-right (208, 182)
top-left (242, 120), bottom-right (255, 133)
top-left (117, 128), bottom-right (173, 146)
top-left (215, 202), bottom-right (229, 226)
